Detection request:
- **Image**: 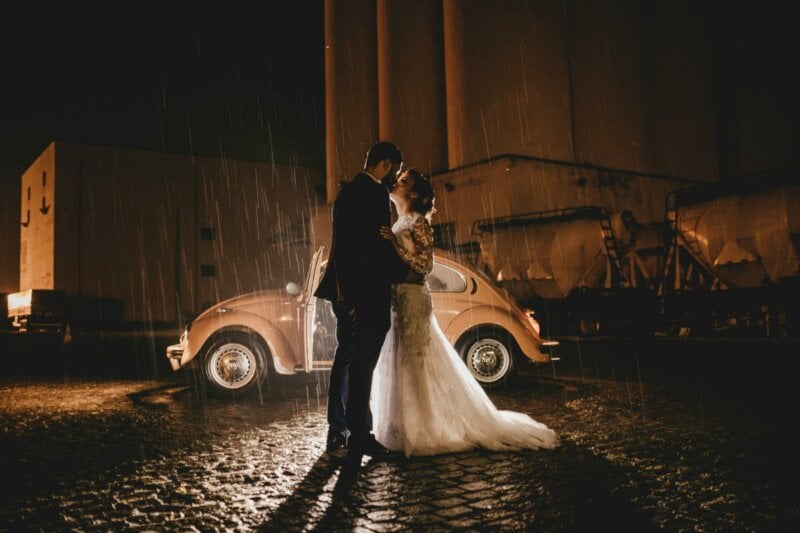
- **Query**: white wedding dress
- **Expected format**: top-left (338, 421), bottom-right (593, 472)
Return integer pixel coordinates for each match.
top-left (370, 212), bottom-right (559, 456)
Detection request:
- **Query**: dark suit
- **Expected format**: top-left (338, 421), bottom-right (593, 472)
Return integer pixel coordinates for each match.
top-left (315, 172), bottom-right (409, 446)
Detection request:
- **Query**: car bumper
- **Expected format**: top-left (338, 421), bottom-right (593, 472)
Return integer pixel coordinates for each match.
top-left (166, 343), bottom-right (184, 371)
top-left (166, 329), bottom-right (188, 371)
top-left (539, 339), bottom-right (560, 361)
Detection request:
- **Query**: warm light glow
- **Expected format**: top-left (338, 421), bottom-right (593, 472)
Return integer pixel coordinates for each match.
top-left (528, 315), bottom-right (541, 335)
top-left (7, 290), bottom-right (32, 315)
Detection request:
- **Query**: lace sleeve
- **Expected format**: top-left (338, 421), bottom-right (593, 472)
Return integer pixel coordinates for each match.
top-left (395, 216), bottom-right (434, 276)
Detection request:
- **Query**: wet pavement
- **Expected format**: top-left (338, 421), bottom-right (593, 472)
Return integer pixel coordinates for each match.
top-left (1, 340), bottom-right (798, 531)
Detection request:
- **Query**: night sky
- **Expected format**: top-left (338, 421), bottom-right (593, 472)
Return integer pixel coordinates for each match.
top-left (0, 4), bottom-right (325, 185)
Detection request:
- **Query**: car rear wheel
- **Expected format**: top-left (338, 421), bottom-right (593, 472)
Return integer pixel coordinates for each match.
top-left (457, 328), bottom-right (516, 388)
top-left (202, 332), bottom-right (269, 396)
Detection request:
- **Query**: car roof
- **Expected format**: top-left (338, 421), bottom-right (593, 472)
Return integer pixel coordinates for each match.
top-left (432, 248), bottom-right (481, 276)
top-left (319, 246), bottom-right (487, 284)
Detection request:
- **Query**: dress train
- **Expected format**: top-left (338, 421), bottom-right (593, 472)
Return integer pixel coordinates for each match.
top-left (370, 283), bottom-right (558, 457)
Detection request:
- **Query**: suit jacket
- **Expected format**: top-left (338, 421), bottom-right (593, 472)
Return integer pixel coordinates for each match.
top-left (314, 173), bottom-right (410, 305)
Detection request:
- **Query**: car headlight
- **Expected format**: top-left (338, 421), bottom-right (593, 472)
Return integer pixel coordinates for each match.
top-left (7, 290), bottom-right (32, 316)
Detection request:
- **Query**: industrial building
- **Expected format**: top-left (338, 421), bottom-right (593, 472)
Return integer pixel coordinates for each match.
top-left (313, 0), bottom-right (798, 338)
top-left (14, 141), bottom-right (323, 326)
top-left (314, 0), bottom-right (720, 269)
top-left (3, 1), bottom-right (796, 339)
top-left (326, 0), bottom-right (794, 184)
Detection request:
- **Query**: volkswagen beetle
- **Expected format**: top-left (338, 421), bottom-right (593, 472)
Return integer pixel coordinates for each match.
top-left (166, 247), bottom-right (558, 394)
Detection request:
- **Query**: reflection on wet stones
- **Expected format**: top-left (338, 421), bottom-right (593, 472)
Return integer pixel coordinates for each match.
top-left (0, 373), bottom-right (797, 530)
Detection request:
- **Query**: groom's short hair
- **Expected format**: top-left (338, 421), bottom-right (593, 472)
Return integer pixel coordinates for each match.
top-left (365, 141), bottom-right (402, 168)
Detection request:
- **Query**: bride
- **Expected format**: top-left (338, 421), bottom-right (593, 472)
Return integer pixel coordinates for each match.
top-left (370, 168), bottom-right (559, 456)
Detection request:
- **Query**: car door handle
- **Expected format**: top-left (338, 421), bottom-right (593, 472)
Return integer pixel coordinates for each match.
top-left (471, 278), bottom-right (478, 295)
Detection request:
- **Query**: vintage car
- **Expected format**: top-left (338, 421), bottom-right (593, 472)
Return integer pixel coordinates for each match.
top-left (166, 247), bottom-right (558, 394)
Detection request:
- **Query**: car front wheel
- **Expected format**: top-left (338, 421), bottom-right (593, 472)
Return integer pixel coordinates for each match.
top-left (203, 332), bottom-right (269, 396)
top-left (457, 329), bottom-right (516, 388)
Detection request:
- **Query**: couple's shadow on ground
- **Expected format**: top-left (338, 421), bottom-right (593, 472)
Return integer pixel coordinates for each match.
top-left (257, 441), bottom-right (659, 532)
top-left (257, 450), bottom-right (383, 532)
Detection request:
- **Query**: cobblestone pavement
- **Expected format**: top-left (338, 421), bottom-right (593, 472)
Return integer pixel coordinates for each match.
top-left (0, 357), bottom-right (797, 531)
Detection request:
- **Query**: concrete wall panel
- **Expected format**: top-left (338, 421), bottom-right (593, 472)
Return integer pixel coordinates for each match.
top-left (378, 0), bottom-right (447, 176)
top-left (647, 0), bottom-right (717, 181)
top-left (569, 0), bottom-right (651, 173)
top-left (20, 142), bottom-right (323, 323)
top-left (736, 13), bottom-right (798, 178)
top-left (0, 170), bottom-right (20, 293)
top-left (444, 0), bottom-right (573, 168)
top-left (19, 143), bottom-right (56, 291)
top-left (325, 0), bottom-right (379, 201)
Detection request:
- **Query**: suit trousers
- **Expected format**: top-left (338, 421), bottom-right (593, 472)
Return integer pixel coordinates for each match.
top-left (345, 290), bottom-right (392, 446)
top-left (327, 301), bottom-right (354, 438)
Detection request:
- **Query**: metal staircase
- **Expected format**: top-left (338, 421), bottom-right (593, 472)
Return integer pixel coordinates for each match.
top-left (597, 210), bottom-right (629, 289)
top-left (659, 192), bottom-right (718, 294)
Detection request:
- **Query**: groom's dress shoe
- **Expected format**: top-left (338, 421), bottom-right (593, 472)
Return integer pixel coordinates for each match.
top-left (345, 435), bottom-right (391, 466)
top-left (326, 433), bottom-right (348, 454)
top-left (360, 437), bottom-right (392, 459)
top-left (343, 447), bottom-right (364, 469)
top-left (364, 440), bottom-right (391, 458)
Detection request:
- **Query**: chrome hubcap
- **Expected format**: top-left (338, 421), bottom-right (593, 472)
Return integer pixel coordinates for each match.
top-left (467, 339), bottom-right (510, 383)
top-left (208, 343), bottom-right (257, 389)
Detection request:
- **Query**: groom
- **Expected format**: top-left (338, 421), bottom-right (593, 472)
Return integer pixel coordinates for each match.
top-left (314, 141), bottom-right (411, 463)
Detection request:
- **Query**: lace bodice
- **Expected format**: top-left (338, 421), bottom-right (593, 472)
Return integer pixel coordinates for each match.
top-left (392, 213), bottom-right (434, 277)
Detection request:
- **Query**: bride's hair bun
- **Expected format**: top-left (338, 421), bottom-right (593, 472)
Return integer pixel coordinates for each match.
top-left (408, 169), bottom-right (436, 222)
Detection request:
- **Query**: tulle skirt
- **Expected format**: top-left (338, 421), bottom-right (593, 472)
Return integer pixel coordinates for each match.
top-left (370, 283), bottom-right (558, 456)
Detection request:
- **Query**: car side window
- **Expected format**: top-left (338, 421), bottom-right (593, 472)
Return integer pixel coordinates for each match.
top-left (427, 262), bottom-right (467, 293)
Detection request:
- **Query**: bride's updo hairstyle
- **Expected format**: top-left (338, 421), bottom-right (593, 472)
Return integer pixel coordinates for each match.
top-left (408, 169), bottom-right (436, 222)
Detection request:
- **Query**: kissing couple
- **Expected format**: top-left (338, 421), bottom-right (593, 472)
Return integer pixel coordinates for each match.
top-left (314, 141), bottom-right (558, 467)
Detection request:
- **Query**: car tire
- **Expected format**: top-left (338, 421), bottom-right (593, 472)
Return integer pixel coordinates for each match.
top-left (202, 331), bottom-right (270, 397)
top-left (457, 327), bottom-right (516, 389)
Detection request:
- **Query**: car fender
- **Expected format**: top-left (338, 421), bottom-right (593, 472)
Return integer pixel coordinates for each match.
top-left (443, 305), bottom-right (547, 363)
top-left (182, 310), bottom-right (299, 374)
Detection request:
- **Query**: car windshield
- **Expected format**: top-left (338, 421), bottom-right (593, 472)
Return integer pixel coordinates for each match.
top-left (428, 262), bottom-right (467, 292)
